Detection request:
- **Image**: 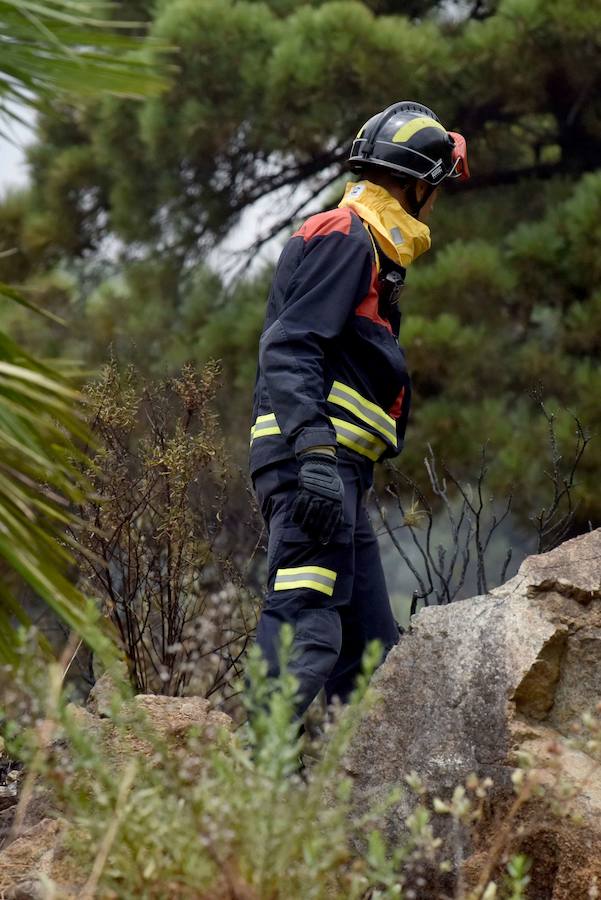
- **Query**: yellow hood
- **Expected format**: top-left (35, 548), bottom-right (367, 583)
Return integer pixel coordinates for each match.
top-left (338, 179), bottom-right (431, 268)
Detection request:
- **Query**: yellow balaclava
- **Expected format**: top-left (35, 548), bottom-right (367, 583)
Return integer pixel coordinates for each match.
top-left (338, 179), bottom-right (431, 268)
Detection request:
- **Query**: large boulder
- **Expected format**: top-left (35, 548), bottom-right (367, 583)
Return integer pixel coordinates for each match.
top-left (346, 529), bottom-right (601, 898)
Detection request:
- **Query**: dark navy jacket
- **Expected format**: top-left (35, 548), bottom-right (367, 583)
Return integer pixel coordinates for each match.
top-left (249, 206), bottom-right (411, 477)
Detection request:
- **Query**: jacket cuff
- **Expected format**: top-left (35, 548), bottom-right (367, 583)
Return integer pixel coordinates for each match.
top-left (298, 445), bottom-right (336, 457)
top-left (294, 427), bottom-right (337, 457)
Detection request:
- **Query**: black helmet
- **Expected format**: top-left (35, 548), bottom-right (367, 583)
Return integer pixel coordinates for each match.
top-left (348, 100), bottom-right (469, 186)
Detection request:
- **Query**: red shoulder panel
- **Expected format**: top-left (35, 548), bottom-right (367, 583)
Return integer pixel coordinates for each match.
top-left (388, 386), bottom-right (405, 420)
top-left (293, 208), bottom-right (353, 241)
top-left (355, 263), bottom-right (393, 335)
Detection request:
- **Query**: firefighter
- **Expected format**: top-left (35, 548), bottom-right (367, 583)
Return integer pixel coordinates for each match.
top-left (250, 101), bottom-right (470, 716)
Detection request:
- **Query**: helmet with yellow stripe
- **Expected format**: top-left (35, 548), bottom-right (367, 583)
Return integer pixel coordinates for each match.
top-left (349, 100), bottom-right (469, 186)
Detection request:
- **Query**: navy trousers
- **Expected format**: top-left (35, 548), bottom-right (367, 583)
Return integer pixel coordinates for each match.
top-left (253, 454), bottom-right (399, 717)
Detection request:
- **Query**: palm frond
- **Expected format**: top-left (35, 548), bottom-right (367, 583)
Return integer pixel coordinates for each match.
top-left (0, 0), bottom-right (171, 133)
top-left (0, 281), bottom-right (66, 324)
top-left (0, 313), bottom-right (115, 664)
top-left (0, 1), bottom-right (167, 665)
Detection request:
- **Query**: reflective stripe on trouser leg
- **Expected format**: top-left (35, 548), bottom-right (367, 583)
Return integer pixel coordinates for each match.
top-left (274, 566), bottom-right (337, 596)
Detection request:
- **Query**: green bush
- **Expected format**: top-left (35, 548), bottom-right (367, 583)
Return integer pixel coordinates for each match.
top-left (3, 636), bottom-right (446, 898)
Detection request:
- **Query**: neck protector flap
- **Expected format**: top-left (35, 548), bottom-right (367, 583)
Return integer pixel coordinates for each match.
top-left (338, 180), bottom-right (431, 267)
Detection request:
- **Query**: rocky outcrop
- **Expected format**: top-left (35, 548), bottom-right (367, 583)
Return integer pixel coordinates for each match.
top-left (3, 532), bottom-right (600, 898)
top-left (0, 690), bottom-right (232, 897)
top-left (0, 818), bottom-right (76, 899)
top-left (69, 688), bottom-right (232, 769)
top-left (346, 529), bottom-right (601, 898)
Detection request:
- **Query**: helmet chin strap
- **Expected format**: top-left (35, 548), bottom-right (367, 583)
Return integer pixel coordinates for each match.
top-left (404, 180), bottom-right (436, 219)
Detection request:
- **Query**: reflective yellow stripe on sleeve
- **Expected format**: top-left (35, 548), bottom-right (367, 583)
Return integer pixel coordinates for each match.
top-left (250, 413), bottom-right (281, 444)
top-left (249, 411), bottom-right (387, 461)
top-left (274, 565), bottom-right (337, 597)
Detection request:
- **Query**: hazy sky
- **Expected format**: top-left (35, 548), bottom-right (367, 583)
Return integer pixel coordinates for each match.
top-left (0, 118), bottom-right (32, 192)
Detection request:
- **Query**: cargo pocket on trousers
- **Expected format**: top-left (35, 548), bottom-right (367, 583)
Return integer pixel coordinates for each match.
top-left (272, 521), bottom-right (354, 607)
top-left (290, 606), bottom-right (343, 685)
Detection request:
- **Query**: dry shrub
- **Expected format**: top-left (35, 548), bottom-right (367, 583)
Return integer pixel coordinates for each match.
top-left (75, 360), bottom-right (261, 707)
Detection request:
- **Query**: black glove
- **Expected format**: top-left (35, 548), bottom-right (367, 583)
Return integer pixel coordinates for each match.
top-left (291, 453), bottom-right (345, 544)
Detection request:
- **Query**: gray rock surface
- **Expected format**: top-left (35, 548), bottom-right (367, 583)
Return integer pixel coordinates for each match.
top-left (347, 528), bottom-right (601, 898)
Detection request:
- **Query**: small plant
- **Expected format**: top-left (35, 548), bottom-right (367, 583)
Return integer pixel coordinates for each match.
top-left (530, 392), bottom-right (590, 553)
top-left (375, 443), bottom-right (514, 610)
top-left (0, 633), bottom-right (475, 899)
top-left (503, 854), bottom-right (531, 900)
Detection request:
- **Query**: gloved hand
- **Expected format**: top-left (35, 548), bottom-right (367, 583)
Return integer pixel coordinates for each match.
top-left (292, 452), bottom-right (345, 544)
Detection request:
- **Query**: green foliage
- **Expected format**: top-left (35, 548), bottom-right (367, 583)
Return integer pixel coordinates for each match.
top-left (0, 0), bottom-right (169, 135)
top-left (15, 0), bottom-right (601, 253)
top-left (0, 0), bottom-right (169, 661)
top-left (3, 638), bottom-right (450, 899)
top-left (7, 643), bottom-right (601, 897)
top-left (2, 0), bottom-right (601, 534)
top-left (396, 173), bottom-right (601, 523)
top-left (503, 854), bottom-right (532, 900)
